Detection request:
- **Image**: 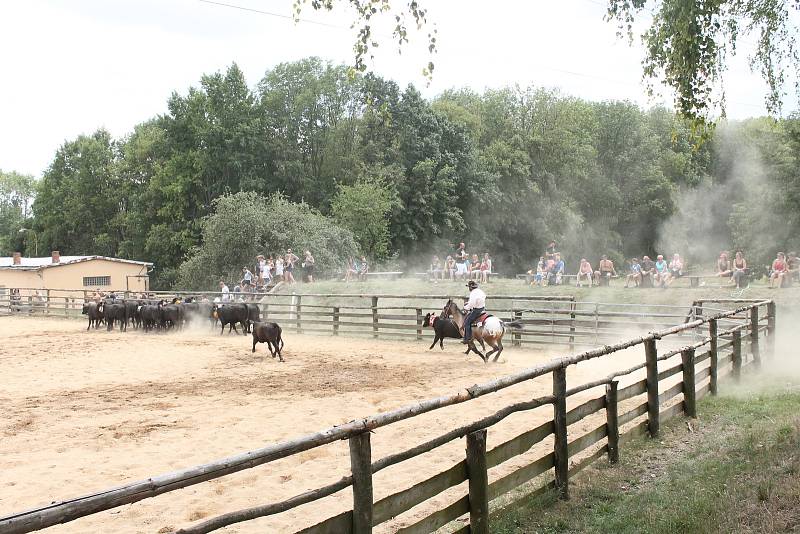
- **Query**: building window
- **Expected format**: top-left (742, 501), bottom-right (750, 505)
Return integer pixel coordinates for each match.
top-left (83, 276), bottom-right (111, 287)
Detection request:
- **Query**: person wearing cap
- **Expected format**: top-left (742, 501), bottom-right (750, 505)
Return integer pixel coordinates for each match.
top-left (462, 280), bottom-right (486, 344)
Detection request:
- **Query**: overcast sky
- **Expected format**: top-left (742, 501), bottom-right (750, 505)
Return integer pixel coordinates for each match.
top-left (1, 0), bottom-right (793, 177)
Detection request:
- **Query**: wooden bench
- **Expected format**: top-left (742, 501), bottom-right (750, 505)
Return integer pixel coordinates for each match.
top-left (364, 271), bottom-right (404, 281)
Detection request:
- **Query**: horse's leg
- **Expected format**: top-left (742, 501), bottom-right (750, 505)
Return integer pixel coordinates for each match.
top-left (493, 340), bottom-right (504, 362)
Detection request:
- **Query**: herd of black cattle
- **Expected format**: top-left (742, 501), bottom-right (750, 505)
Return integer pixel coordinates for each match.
top-left (81, 298), bottom-right (285, 360)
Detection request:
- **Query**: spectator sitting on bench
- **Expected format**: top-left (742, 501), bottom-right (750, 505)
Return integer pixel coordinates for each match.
top-left (480, 253), bottom-right (492, 283)
top-left (470, 254), bottom-right (481, 280)
top-left (430, 255), bottom-right (444, 280)
top-left (654, 255), bottom-right (669, 287)
top-left (576, 258), bottom-right (593, 287)
top-left (716, 251), bottom-right (732, 278)
top-left (664, 253), bottom-right (683, 287)
top-left (731, 250), bottom-right (748, 288)
top-left (595, 255), bottom-right (616, 285)
top-left (445, 255), bottom-right (456, 280)
top-left (640, 256), bottom-right (655, 287)
top-left (526, 256), bottom-right (545, 286)
top-left (625, 258), bottom-right (642, 288)
top-left (769, 252), bottom-right (789, 288)
top-left (548, 253), bottom-right (565, 286)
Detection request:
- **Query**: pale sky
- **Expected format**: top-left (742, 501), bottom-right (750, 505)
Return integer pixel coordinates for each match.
top-left (0, 0), bottom-right (793, 178)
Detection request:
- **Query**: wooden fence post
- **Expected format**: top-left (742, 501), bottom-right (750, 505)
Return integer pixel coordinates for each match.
top-left (333, 307), bottom-right (340, 336)
top-left (750, 306), bottom-right (760, 369)
top-left (767, 301), bottom-right (776, 360)
top-left (371, 296), bottom-right (379, 339)
top-left (605, 380), bottom-right (619, 464)
top-left (416, 308), bottom-right (423, 340)
top-left (644, 338), bottom-right (660, 438)
top-left (709, 319), bottom-right (718, 395)
top-left (466, 429), bottom-right (489, 534)
top-left (513, 310), bottom-right (522, 347)
top-left (349, 432), bottom-right (373, 534)
top-left (732, 330), bottom-right (742, 382)
top-left (553, 367), bottom-right (569, 500)
top-left (295, 295), bottom-right (302, 334)
top-left (681, 348), bottom-right (697, 417)
top-left (569, 300), bottom-right (576, 352)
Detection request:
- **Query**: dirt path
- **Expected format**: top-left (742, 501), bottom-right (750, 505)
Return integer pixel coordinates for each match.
top-left (1, 316), bottom-right (657, 533)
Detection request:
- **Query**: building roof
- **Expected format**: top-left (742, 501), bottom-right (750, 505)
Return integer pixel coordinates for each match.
top-left (0, 255), bottom-right (153, 270)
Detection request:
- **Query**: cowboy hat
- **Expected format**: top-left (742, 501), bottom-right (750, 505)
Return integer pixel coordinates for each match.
top-left (466, 280), bottom-right (478, 289)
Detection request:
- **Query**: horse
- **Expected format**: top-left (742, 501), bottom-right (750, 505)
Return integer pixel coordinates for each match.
top-left (423, 311), bottom-right (485, 355)
top-left (441, 299), bottom-right (521, 363)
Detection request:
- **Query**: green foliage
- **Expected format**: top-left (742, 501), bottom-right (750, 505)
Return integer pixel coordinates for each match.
top-left (607, 0), bottom-right (800, 121)
top-left (27, 58), bottom-right (800, 286)
top-left (177, 192), bottom-right (358, 290)
top-left (331, 178), bottom-right (397, 260)
top-left (0, 170), bottom-right (36, 255)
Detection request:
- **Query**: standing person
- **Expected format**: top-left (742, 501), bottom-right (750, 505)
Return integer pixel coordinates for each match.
top-left (770, 252), bottom-right (789, 288)
top-left (255, 255), bottom-right (265, 286)
top-left (241, 267), bottom-right (253, 292)
top-left (731, 250), bottom-right (748, 288)
top-left (274, 255), bottom-right (284, 282)
top-left (577, 258), bottom-right (593, 287)
top-left (344, 257), bottom-right (357, 282)
top-left (219, 280), bottom-right (230, 302)
top-left (261, 257), bottom-right (272, 288)
top-left (284, 249), bottom-right (299, 284)
top-left (303, 250), bottom-right (315, 283)
top-left (358, 255), bottom-right (369, 281)
top-left (462, 280), bottom-right (486, 345)
top-left (595, 255), bottom-right (617, 286)
top-left (480, 253), bottom-right (492, 283)
top-left (545, 240), bottom-right (557, 259)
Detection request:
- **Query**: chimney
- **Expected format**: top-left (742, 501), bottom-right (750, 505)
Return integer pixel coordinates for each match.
top-left (51, 250), bottom-right (60, 264)
top-left (13, 252), bottom-right (21, 265)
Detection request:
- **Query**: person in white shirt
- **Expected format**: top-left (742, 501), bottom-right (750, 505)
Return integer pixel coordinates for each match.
top-left (462, 280), bottom-right (487, 344)
top-left (219, 280), bottom-right (230, 302)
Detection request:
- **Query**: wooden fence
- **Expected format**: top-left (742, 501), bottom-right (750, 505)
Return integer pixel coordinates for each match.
top-left (0, 289), bottom-right (741, 349)
top-left (0, 298), bottom-right (775, 534)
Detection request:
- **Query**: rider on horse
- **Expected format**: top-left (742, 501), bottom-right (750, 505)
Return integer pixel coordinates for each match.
top-left (462, 280), bottom-right (486, 344)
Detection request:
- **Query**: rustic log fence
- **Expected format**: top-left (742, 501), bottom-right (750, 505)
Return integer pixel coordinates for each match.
top-left (0, 299), bottom-right (774, 534)
top-left (0, 289), bottom-right (744, 350)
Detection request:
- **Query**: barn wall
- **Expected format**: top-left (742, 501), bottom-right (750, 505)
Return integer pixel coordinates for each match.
top-left (42, 260), bottom-right (150, 294)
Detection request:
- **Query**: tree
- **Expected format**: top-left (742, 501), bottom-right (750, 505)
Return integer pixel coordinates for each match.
top-left (331, 178), bottom-right (398, 260)
top-left (177, 192), bottom-right (358, 289)
top-left (607, 0), bottom-right (799, 121)
top-left (0, 170), bottom-right (36, 255)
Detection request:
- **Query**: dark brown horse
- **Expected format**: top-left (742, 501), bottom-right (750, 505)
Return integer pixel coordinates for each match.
top-left (442, 300), bottom-right (521, 362)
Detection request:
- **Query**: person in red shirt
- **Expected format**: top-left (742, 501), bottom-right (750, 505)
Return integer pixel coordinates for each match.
top-left (769, 252), bottom-right (789, 288)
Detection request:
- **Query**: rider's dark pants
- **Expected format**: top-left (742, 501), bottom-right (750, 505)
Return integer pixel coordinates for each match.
top-left (464, 307), bottom-right (484, 342)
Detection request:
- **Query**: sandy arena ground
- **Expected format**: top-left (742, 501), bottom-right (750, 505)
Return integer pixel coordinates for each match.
top-left (0, 315), bottom-right (672, 533)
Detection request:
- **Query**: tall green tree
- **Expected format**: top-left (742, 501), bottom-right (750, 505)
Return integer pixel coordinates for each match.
top-left (0, 170), bottom-right (36, 255)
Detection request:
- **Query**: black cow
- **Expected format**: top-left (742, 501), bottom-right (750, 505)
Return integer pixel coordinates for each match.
top-left (123, 300), bottom-right (141, 330)
top-left (244, 303), bottom-right (260, 332)
top-left (212, 303), bottom-right (248, 334)
top-left (140, 304), bottom-right (163, 332)
top-left (251, 321), bottom-right (284, 361)
top-left (100, 301), bottom-right (128, 332)
top-left (160, 303), bottom-right (184, 330)
top-left (81, 301), bottom-right (104, 330)
top-left (423, 312), bottom-right (469, 350)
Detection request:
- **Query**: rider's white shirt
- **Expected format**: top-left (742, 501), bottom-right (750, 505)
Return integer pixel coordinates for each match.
top-left (465, 288), bottom-right (486, 310)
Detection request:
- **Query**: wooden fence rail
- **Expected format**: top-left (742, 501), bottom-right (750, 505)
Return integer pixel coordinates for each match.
top-left (0, 299), bottom-right (773, 534)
